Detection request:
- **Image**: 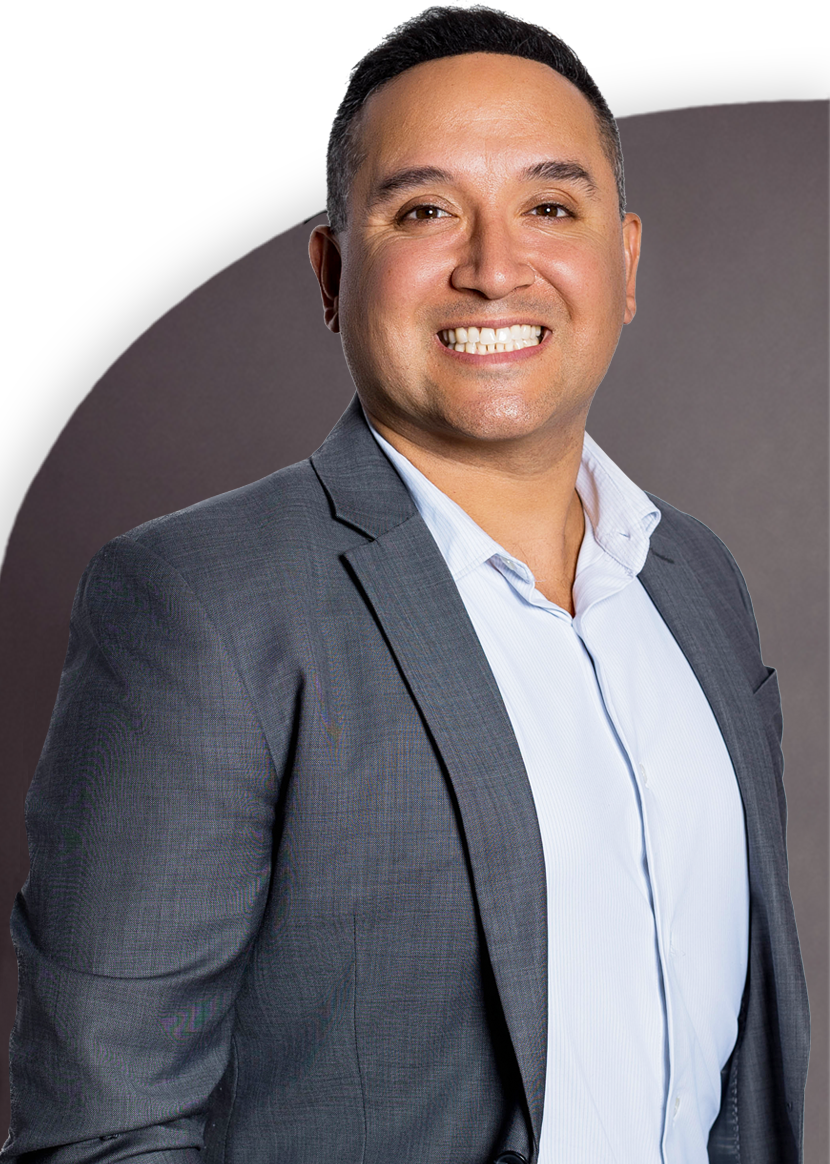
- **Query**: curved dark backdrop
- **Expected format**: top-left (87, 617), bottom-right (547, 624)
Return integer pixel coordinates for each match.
top-left (1, 102), bottom-right (827, 1157)
top-left (3, 31), bottom-right (824, 549)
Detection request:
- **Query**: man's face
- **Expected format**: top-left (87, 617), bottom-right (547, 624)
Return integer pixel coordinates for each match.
top-left (310, 52), bottom-right (641, 452)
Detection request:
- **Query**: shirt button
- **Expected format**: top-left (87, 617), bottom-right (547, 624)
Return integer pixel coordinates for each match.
top-left (673, 1095), bottom-right (681, 1118)
top-left (639, 763), bottom-right (649, 787)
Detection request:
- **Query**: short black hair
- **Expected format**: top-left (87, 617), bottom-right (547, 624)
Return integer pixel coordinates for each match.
top-left (326, 5), bottom-right (625, 234)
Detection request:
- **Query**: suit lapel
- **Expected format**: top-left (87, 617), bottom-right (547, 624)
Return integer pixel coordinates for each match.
top-left (312, 400), bottom-right (548, 1146)
top-left (638, 531), bottom-right (793, 921)
top-left (640, 528), bottom-right (812, 1144)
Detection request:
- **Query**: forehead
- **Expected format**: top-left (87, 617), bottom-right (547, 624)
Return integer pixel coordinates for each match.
top-left (355, 52), bottom-right (608, 178)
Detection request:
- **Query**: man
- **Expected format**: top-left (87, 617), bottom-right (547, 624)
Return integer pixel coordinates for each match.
top-left (2, 7), bottom-right (809, 1163)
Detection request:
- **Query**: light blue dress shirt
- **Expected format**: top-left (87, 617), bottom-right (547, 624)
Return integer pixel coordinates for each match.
top-left (368, 421), bottom-right (750, 1164)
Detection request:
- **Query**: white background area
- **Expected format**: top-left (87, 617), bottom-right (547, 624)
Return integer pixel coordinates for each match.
top-left (1, 0), bottom-right (827, 563)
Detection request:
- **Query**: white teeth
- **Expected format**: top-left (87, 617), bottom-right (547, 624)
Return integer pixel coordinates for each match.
top-left (443, 325), bottom-right (544, 339)
top-left (441, 324), bottom-right (544, 351)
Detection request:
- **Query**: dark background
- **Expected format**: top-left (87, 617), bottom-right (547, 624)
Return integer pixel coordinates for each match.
top-left (1, 102), bottom-right (827, 1157)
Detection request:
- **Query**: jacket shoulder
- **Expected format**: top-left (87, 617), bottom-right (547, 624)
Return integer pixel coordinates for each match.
top-left (127, 458), bottom-right (329, 556)
top-left (78, 458), bottom-right (364, 652)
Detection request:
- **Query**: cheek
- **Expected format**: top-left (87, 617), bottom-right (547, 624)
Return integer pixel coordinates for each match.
top-left (539, 239), bottom-right (627, 326)
top-left (338, 249), bottom-right (436, 383)
top-left (340, 263), bottom-right (395, 342)
top-left (347, 241), bottom-right (450, 327)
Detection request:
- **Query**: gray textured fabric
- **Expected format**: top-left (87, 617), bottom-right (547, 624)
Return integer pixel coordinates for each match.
top-left (3, 398), bottom-right (808, 1164)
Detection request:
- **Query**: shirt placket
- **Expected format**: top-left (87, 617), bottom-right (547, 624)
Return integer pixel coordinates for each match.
top-left (576, 608), bottom-right (678, 1163)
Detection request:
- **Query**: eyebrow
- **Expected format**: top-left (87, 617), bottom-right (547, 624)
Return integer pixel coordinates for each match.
top-left (367, 166), bottom-right (454, 210)
top-left (366, 158), bottom-right (598, 213)
top-left (521, 160), bottom-right (597, 193)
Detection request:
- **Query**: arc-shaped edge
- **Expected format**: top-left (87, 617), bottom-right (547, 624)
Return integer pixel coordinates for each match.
top-left (2, 147), bottom-right (325, 556)
top-left (4, 34), bottom-right (824, 561)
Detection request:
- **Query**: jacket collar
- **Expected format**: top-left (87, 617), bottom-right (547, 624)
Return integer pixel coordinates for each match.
top-left (310, 395), bottom-right (416, 538)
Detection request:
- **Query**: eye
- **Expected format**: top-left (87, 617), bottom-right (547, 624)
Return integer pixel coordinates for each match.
top-left (402, 204), bottom-right (451, 221)
top-left (529, 202), bottom-right (570, 219)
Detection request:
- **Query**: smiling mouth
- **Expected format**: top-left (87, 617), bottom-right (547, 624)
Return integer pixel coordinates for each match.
top-left (438, 324), bottom-right (543, 353)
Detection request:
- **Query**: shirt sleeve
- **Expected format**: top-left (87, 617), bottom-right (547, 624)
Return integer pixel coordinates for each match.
top-left (3, 534), bottom-right (278, 1161)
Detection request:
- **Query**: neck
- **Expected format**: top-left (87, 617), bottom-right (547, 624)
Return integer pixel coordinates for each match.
top-left (366, 412), bottom-right (588, 614)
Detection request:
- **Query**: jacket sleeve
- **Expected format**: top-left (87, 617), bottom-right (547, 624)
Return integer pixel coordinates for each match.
top-left (3, 535), bottom-right (278, 1162)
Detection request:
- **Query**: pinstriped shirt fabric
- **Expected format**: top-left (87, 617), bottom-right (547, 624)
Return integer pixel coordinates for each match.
top-left (368, 422), bottom-right (749, 1164)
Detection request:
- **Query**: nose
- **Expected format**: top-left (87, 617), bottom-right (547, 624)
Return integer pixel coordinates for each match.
top-left (450, 212), bottom-right (535, 299)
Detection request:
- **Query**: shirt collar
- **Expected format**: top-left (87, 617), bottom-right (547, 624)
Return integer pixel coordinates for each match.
top-left (365, 415), bottom-right (661, 582)
top-left (577, 432), bottom-right (661, 576)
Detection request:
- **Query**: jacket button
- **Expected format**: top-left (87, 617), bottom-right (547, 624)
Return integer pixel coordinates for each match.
top-left (493, 1155), bottom-right (527, 1164)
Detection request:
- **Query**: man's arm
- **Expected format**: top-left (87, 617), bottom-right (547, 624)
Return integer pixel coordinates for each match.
top-left (4, 535), bottom-right (277, 1161)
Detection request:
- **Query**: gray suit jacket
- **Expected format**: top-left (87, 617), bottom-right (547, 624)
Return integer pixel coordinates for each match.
top-left (4, 398), bottom-right (809, 1164)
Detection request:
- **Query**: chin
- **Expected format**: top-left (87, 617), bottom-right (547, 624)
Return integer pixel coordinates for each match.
top-left (442, 381), bottom-right (564, 433)
top-left (438, 399), bottom-right (550, 444)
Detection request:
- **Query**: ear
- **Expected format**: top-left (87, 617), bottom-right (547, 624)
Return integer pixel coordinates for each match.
top-left (621, 212), bottom-right (642, 325)
top-left (308, 225), bottom-right (343, 333)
